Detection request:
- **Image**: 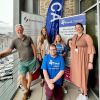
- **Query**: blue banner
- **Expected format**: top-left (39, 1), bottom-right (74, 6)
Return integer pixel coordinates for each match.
top-left (59, 14), bottom-right (86, 42)
top-left (46, 0), bottom-right (64, 43)
top-left (59, 14), bottom-right (86, 27)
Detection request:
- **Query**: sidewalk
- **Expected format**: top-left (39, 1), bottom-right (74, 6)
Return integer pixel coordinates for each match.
top-left (13, 81), bottom-right (97, 100)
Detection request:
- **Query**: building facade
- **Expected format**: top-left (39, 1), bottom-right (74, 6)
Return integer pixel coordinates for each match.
top-left (13, 0), bottom-right (100, 98)
top-left (40, 0), bottom-right (76, 17)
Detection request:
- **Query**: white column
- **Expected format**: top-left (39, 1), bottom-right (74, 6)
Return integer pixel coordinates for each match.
top-left (25, 0), bottom-right (33, 13)
top-left (13, 0), bottom-right (20, 35)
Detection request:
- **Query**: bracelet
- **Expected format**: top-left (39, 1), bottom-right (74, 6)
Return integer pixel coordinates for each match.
top-left (37, 53), bottom-right (40, 54)
top-left (89, 62), bottom-right (93, 64)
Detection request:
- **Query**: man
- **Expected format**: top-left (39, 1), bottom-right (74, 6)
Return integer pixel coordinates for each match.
top-left (0, 24), bottom-right (36, 100)
top-left (41, 44), bottom-right (65, 100)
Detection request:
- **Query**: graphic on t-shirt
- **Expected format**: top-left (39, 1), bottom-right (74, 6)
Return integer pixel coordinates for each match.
top-left (49, 60), bottom-right (60, 70)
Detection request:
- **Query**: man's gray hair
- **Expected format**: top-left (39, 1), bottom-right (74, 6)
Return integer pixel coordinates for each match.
top-left (15, 24), bottom-right (24, 29)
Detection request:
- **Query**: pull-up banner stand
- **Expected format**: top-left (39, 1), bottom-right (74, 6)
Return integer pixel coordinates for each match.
top-left (59, 14), bottom-right (86, 42)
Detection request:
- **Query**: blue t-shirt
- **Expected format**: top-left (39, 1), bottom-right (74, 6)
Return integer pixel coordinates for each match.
top-left (56, 43), bottom-right (68, 56)
top-left (41, 54), bottom-right (65, 85)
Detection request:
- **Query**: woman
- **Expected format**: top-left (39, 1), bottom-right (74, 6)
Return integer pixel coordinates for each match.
top-left (70, 23), bottom-right (95, 100)
top-left (54, 34), bottom-right (67, 58)
top-left (66, 38), bottom-right (72, 67)
top-left (37, 27), bottom-right (49, 86)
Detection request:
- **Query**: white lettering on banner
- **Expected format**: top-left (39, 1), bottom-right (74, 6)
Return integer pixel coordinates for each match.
top-left (51, 2), bottom-right (62, 11)
top-left (50, 2), bottom-right (62, 22)
top-left (51, 13), bottom-right (61, 22)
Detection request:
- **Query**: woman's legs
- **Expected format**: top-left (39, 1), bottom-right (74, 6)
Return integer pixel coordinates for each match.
top-left (80, 87), bottom-right (88, 95)
top-left (39, 60), bottom-right (45, 86)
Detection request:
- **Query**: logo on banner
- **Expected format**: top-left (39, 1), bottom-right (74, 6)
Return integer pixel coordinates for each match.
top-left (50, 2), bottom-right (62, 22)
top-left (59, 14), bottom-right (86, 42)
top-left (24, 16), bottom-right (29, 22)
top-left (61, 20), bottom-right (66, 25)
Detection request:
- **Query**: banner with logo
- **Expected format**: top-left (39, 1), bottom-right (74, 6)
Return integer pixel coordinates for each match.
top-left (46, 0), bottom-right (64, 43)
top-left (59, 14), bottom-right (86, 81)
top-left (21, 11), bottom-right (44, 44)
top-left (59, 14), bottom-right (86, 43)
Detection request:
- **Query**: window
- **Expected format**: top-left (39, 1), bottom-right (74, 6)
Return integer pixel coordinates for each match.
top-left (21, 0), bottom-right (40, 14)
top-left (86, 7), bottom-right (99, 97)
top-left (80, 0), bottom-right (96, 12)
top-left (33, 0), bottom-right (40, 14)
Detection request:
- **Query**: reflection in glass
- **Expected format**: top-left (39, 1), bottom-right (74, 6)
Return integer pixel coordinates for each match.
top-left (33, 0), bottom-right (39, 14)
top-left (86, 7), bottom-right (99, 97)
top-left (80, 0), bottom-right (96, 12)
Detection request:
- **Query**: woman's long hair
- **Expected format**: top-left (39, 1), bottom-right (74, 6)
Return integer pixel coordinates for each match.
top-left (41, 26), bottom-right (49, 42)
top-left (54, 34), bottom-right (64, 45)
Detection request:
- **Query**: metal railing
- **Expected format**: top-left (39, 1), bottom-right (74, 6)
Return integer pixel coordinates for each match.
top-left (0, 52), bottom-right (19, 100)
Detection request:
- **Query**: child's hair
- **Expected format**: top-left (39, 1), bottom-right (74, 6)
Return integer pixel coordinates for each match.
top-left (67, 38), bottom-right (72, 50)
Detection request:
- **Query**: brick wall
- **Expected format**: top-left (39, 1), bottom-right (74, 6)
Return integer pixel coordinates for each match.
top-left (40, 0), bottom-right (76, 17)
top-left (63, 0), bottom-right (75, 17)
top-left (40, 0), bottom-right (50, 17)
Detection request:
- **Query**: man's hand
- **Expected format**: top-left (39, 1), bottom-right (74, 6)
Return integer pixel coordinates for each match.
top-left (52, 70), bottom-right (64, 83)
top-left (0, 52), bottom-right (2, 58)
top-left (48, 83), bottom-right (54, 90)
top-left (0, 48), bottom-right (12, 58)
top-left (49, 79), bottom-right (55, 84)
top-left (31, 44), bottom-right (37, 58)
top-left (0, 52), bottom-right (6, 58)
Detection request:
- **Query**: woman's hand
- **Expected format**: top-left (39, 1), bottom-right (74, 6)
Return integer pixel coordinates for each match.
top-left (37, 53), bottom-right (42, 61)
top-left (88, 63), bottom-right (93, 70)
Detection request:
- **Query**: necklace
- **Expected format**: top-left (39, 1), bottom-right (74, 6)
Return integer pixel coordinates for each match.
top-left (75, 33), bottom-right (84, 48)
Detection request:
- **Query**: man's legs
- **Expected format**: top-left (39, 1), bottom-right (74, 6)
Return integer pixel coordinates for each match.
top-left (20, 58), bottom-right (36, 99)
top-left (27, 58), bottom-right (37, 89)
top-left (20, 74), bottom-right (29, 100)
top-left (27, 72), bottom-right (33, 89)
top-left (45, 82), bottom-right (54, 100)
top-left (20, 74), bottom-right (28, 92)
top-left (54, 85), bottom-right (64, 100)
top-left (18, 64), bottom-right (32, 99)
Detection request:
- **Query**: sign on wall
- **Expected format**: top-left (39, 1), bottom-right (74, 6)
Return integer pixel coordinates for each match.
top-left (21, 11), bottom-right (44, 44)
top-left (59, 14), bottom-right (86, 43)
